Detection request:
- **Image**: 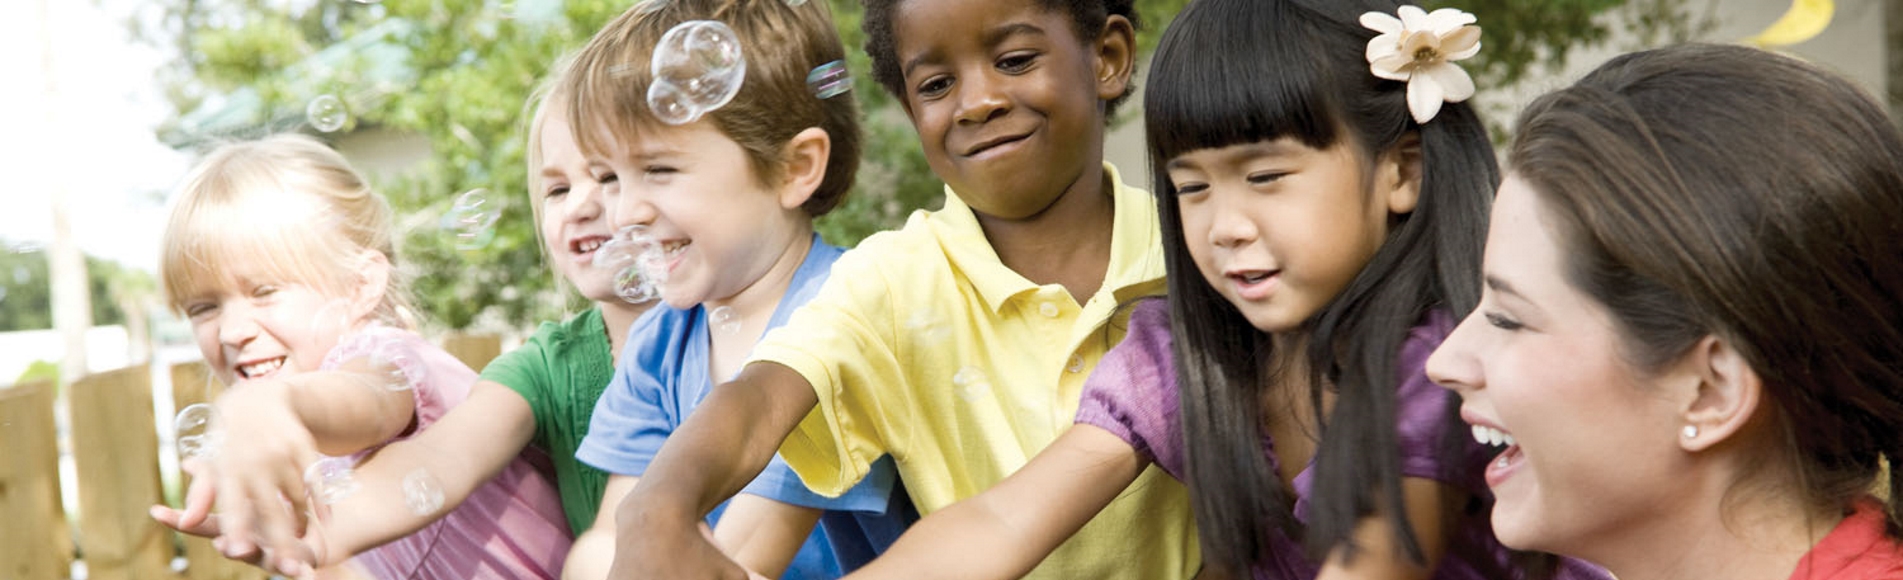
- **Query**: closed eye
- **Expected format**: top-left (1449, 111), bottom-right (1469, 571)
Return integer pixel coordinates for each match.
top-left (996, 52), bottom-right (1037, 73)
top-left (1484, 311), bottom-right (1524, 331)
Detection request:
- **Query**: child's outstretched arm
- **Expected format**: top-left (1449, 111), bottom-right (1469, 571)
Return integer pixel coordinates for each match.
top-left (610, 361), bottom-right (818, 580)
top-left (1314, 477), bottom-right (1454, 580)
top-left (712, 493), bottom-right (823, 578)
top-left (843, 424), bottom-right (1145, 579)
top-left (562, 474), bottom-right (637, 580)
top-left (175, 359), bottom-right (417, 565)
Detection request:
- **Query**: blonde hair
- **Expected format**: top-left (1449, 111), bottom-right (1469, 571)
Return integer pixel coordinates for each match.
top-left (161, 134), bottom-right (414, 329)
top-left (561, 0), bottom-right (862, 217)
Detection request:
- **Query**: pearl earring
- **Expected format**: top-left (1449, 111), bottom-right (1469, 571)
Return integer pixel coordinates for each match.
top-left (1682, 425), bottom-right (1698, 439)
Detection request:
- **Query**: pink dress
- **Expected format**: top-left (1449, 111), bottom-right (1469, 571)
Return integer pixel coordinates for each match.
top-left (321, 325), bottom-right (571, 579)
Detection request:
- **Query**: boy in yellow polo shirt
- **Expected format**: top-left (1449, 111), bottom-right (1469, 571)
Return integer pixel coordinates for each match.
top-left (607, 0), bottom-right (1200, 578)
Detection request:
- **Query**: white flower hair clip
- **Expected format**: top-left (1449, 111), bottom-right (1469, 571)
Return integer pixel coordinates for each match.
top-left (1360, 5), bottom-right (1482, 124)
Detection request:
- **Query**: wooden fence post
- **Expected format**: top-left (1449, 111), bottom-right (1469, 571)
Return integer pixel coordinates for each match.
top-left (0, 380), bottom-right (72, 580)
top-left (167, 363), bottom-right (264, 580)
top-left (441, 333), bottom-right (502, 372)
top-left (69, 366), bottom-right (172, 580)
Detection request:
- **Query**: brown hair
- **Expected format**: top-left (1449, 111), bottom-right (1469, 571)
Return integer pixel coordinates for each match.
top-left (561, 0), bottom-right (861, 217)
top-left (1510, 43), bottom-right (1903, 534)
top-left (161, 134), bottom-right (414, 329)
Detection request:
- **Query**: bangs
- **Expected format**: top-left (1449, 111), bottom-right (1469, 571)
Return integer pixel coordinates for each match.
top-left (1143, 0), bottom-right (1343, 173)
top-left (161, 171), bottom-right (354, 312)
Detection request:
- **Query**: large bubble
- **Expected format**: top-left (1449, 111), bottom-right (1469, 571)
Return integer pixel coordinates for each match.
top-left (403, 468), bottom-right (446, 515)
top-left (645, 20), bottom-right (747, 125)
top-left (304, 457), bottom-right (360, 505)
top-left (442, 189), bottom-right (502, 251)
top-left (174, 403), bottom-right (224, 460)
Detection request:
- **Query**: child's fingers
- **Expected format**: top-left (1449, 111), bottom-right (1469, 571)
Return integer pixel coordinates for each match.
top-left (151, 505), bottom-right (223, 537)
top-left (177, 471), bottom-right (219, 529)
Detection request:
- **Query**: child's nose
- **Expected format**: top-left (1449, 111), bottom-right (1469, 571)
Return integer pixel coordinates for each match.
top-left (216, 304), bottom-right (262, 347)
top-left (954, 74), bottom-right (1010, 125)
top-left (609, 193), bottom-right (657, 231)
top-left (568, 182), bottom-right (604, 223)
top-left (1206, 205), bottom-right (1257, 248)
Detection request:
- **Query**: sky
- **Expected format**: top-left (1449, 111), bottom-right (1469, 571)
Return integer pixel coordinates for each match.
top-left (0, 0), bottom-right (192, 274)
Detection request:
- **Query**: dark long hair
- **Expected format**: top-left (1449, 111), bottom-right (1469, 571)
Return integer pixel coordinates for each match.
top-left (1511, 44), bottom-right (1903, 539)
top-left (1145, 0), bottom-right (1498, 572)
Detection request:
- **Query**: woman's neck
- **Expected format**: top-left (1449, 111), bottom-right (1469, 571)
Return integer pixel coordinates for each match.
top-left (1588, 479), bottom-right (1838, 580)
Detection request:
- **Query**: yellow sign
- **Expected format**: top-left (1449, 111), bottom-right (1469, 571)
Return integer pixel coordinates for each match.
top-left (1744, 0), bottom-right (1834, 48)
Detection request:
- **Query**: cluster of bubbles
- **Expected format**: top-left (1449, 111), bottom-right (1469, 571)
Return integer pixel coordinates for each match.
top-left (306, 95), bottom-right (349, 133)
top-left (645, 20), bottom-right (746, 125)
top-left (442, 189), bottom-right (502, 251)
top-left (592, 225), bottom-right (671, 304)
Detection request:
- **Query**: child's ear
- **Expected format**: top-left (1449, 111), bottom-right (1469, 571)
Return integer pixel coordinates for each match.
top-left (777, 127), bottom-right (831, 211)
top-left (1676, 334), bottom-right (1764, 453)
top-left (1092, 15), bottom-right (1137, 103)
top-left (1378, 132), bottom-right (1424, 215)
top-left (350, 250), bottom-right (391, 322)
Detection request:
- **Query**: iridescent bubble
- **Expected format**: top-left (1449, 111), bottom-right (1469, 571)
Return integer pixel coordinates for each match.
top-left (442, 189), bottom-right (502, 251)
top-left (952, 366), bottom-right (991, 402)
top-left (348, 0), bottom-right (382, 4)
top-left (710, 306), bottom-right (740, 335)
top-left (402, 469), bottom-right (446, 515)
top-left (173, 403), bottom-right (224, 460)
top-left (592, 237), bottom-right (643, 272)
top-left (306, 95), bottom-right (348, 133)
top-left (807, 60), bottom-right (850, 99)
top-left (614, 266), bottom-right (659, 304)
top-left (303, 457), bottom-right (360, 505)
top-left (368, 342), bottom-right (419, 392)
top-left (646, 20), bottom-right (747, 125)
top-left (904, 311), bottom-right (950, 345)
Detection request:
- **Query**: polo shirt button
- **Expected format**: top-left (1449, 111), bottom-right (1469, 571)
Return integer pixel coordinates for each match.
top-left (1039, 302), bottom-right (1060, 318)
top-left (1066, 355), bottom-right (1084, 373)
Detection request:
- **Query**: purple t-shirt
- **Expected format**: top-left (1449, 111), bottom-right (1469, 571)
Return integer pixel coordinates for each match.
top-left (1075, 299), bottom-right (1609, 580)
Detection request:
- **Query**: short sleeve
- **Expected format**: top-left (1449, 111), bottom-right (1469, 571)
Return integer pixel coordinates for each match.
top-left (576, 309), bottom-right (682, 476)
top-left (478, 322), bottom-right (556, 448)
top-left (738, 454), bottom-right (899, 514)
top-left (321, 325), bottom-right (461, 434)
top-left (750, 240), bottom-right (909, 497)
top-left (1392, 311), bottom-right (1474, 487)
top-left (1072, 299), bottom-right (1184, 479)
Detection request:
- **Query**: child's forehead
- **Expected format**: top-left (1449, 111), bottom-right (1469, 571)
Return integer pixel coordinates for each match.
top-left (586, 121), bottom-right (720, 162)
top-left (891, 0), bottom-right (1081, 59)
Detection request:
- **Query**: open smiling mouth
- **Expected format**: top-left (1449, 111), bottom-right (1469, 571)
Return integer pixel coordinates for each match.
top-left (1472, 423), bottom-right (1525, 486)
top-left (237, 356), bottom-right (286, 379)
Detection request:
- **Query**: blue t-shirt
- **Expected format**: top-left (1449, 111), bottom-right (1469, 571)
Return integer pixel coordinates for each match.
top-left (578, 235), bottom-right (916, 578)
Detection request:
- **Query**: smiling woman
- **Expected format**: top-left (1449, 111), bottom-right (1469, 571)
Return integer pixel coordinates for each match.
top-left (1427, 43), bottom-right (1903, 580)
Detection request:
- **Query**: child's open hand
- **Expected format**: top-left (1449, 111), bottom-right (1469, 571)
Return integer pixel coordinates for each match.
top-left (200, 379), bottom-right (324, 564)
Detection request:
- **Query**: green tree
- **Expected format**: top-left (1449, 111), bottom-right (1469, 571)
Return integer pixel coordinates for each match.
top-left (0, 242), bottom-right (138, 332)
top-left (144, 0), bottom-right (1644, 332)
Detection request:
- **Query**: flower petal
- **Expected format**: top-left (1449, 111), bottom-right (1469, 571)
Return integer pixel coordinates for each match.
top-left (1442, 26), bottom-right (1482, 60)
top-left (1401, 29), bottom-right (1440, 55)
top-left (1407, 74), bottom-right (1446, 124)
top-left (1371, 56), bottom-right (1413, 81)
top-left (1360, 11), bottom-right (1403, 35)
top-left (1423, 8), bottom-right (1477, 35)
top-left (1397, 5), bottom-right (1429, 31)
top-left (1366, 34), bottom-right (1401, 64)
top-left (1425, 62), bottom-right (1475, 102)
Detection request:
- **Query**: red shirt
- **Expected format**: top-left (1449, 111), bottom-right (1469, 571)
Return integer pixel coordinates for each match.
top-left (1792, 500), bottom-right (1903, 579)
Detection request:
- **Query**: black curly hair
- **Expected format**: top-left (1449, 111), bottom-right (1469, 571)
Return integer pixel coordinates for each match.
top-left (861, 0), bottom-right (1138, 118)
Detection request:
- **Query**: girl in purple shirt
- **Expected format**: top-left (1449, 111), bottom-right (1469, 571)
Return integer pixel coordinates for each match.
top-left (843, 1), bottom-right (1607, 579)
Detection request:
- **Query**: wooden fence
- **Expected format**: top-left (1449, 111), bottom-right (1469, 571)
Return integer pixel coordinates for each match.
top-left (0, 334), bottom-right (500, 580)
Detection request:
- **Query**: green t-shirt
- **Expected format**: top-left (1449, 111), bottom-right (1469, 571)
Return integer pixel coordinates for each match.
top-left (479, 306), bottom-right (615, 534)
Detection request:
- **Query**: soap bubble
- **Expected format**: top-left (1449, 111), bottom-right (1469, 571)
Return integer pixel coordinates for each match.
top-left (174, 404), bottom-right (224, 460)
top-left (303, 457), bottom-right (360, 505)
top-left (783, 0), bottom-right (809, 5)
top-left (442, 189), bottom-right (502, 251)
top-left (367, 342), bottom-right (420, 392)
top-left (952, 366), bottom-right (992, 402)
top-left (807, 60), bottom-right (850, 99)
top-left (645, 20), bottom-right (747, 125)
top-left (403, 469), bottom-right (446, 515)
top-left (710, 306), bottom-right (740, 335)
top-left (306, 95), bottom-right (348, 133)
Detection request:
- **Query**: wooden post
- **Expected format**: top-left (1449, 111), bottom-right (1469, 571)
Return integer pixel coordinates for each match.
top-left (0, 380), bottom-right (72, 580)
top-left (69, 366), bottom-right (172, 580)
top-left (441, 333), bottom-right (502, 372)
top-left (167, 363), bottom-right (264, 580)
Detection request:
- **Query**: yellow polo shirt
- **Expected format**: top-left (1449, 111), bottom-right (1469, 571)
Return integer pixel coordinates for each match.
top-left (752, 164), bottom-right (1199, 579)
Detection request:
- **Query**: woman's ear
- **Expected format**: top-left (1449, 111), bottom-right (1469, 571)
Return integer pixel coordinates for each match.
top-left (1678, 335), bottom-right (1763, 453)
top-left (1379, 132), bottom-right (1424, 215)
top-left (1093, 15), bottom-right (1137, 103)
top-left (778, 127), bottom-right (831, 211)
top-left (351, 250), bottom-right (392, 322)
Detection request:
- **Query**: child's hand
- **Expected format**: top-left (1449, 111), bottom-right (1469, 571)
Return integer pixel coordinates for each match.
top-left (607, 500), bottom-right (755, 580)
top-left (203, 380), bottom-right (324, 562)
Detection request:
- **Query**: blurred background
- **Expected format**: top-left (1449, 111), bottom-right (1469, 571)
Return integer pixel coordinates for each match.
top-left (0, 0), bottom-right (1888, 577)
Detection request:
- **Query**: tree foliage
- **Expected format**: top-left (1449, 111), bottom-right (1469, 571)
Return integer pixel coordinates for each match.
top-left (0, 243), bottom-right (132, 332)
top-left (145, 0), bottom-right (1638, 332)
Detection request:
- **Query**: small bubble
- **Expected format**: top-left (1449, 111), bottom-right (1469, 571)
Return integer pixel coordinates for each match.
top-left (442, 189), bottom-right (502, 251)
top-left (806, 60), bottom-right (850, 99)
top-left (11, 266), bottom-right (29, 284)
top-left (904, 311), bottom-right (950, 344)
top-left (614, 266), bottom-right (658, 304)
top-left (306, 95), bottom-right (349, 133)
top-left (710, 306), bottom-right (740, 335)
top-left (347, 0), bottom-right (382, 4)
top-left (303, 457), bottom-right (360, 505)
top-left (645, 81), bottom-right (702, 125)
top-left (783, 0), bottom-right (809, 5)
top-left (8, 241), bottom-right (44, 254)
top-left (403, 469), bottom-right (446, 515)
top-left (173, 404), bottom-right (224, 460)
top-left (0, 286), bottom-right (7, 304)
top-left (646, 20), bottom-right (747, 125)
top-left (369, 342), bottom-right (419, 391)
top-left (952, 366), bottom-right (991, 402)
